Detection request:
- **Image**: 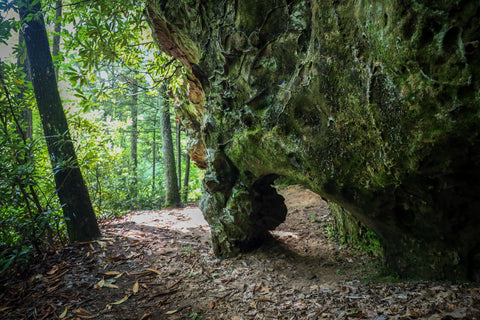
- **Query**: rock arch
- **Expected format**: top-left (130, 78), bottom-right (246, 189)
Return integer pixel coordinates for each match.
top-left (146, 0), bottom-right (480, 280)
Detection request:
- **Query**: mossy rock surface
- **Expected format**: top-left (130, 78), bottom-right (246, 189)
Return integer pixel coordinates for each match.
top-left (146, 0), bottom-right (480, 280)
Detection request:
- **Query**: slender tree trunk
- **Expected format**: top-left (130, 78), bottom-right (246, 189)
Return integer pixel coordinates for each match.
top-left (130, 78), bottom-right (138, 204)
top-left (52, 0), bottom-right (62, 82)
top-left (159, 85), bottom-right (180, 207)
top-left (182, 154), bottom-right (190, 204)
top-left (16, 33), bottom-right (32, 139)
top-left (18, 0), bottom-right (101, 242)
top-left (152, 111), bottom-right (157, 195)
top-left (176, 121), bottom-right (181, 194)
top-left (175, 122), bottom-right (182, 194)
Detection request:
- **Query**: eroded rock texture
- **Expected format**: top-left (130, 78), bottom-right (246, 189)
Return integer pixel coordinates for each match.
top-left (145, 0), bottom-right (480, 280)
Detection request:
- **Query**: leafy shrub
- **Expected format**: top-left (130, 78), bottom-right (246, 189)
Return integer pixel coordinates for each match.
top-left (0, 60), bottom-right (67, 275)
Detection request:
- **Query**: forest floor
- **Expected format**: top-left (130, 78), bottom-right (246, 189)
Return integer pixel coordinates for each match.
top-left (1, 185), bottom-right (480, 320)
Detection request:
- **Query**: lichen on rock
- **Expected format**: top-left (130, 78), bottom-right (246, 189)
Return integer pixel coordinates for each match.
top-left (146, 0), bottom-right (480, 280)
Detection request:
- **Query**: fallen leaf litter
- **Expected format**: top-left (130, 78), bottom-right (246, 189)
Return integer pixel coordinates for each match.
top-left (1, 186), bottom-right (479, 319)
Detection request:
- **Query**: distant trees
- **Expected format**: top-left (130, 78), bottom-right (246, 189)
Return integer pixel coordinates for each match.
top-left (59, 0), bottom-right (198, 209)
top-left (15, 33), bottom-right (32, 139)
top-left (52, 0), bottom-right (62, 81)
top-left (0, 0), bottom-right (204, 274)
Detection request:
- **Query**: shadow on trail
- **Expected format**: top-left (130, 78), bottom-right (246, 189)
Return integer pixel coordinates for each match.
top-left (2, 189), bottom-right (477, 320)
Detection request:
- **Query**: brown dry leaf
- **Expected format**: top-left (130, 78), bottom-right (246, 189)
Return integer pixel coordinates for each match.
top-left (140, 313), bottom-right (152, 320)
top-left (145, 268), bottom-right (162, 275)
top-left (44, 269), bottom-right (68, 283)
top-left (133, 280), bottom-right (139, 294)
top-left (104, 271), bottom-right (121, 276)
top-left (105, 255), bottom-right (124, 262)
top-left (59, 307), bottom-right (68, 318)
top-left (46, 285), bottom-right (60, 294)
top-left (104, 283), bottom-right (120, 289)
top-left (111, 295), bottom-right (129, 305)
top-left (74, 308), bottom-right (93, 316)
top-left (47, 265), bottom-right (59, 275)
top-left (256, 298), bottom-right (276, 303)
top-left (76, 241), bottom-right (94, 245)
top-left (150, 290), bottom-right (177, 298)
top-left (0, 307), bottom-right (11, 312)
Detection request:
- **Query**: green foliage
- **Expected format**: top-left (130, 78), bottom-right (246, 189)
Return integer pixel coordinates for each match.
top-left (189, 312), bottom-right (203, 320)
top-left (54, 0), bottom-right (204, 213)
top-left (0, 2), bottom-right (16, 46)
top-left (0, 0), bottom-right (205, 274)
top-left (0, 60), bottom-right (66, 275)
top-left (325, 225), bottom-right (336, 239)
top-left (328, 202), bottom-right (383, 257)
top-left (68, 106), bottom-right (135, 217)
top-left (63, 65), bottom-right (204, 216)
top-left (360, 230), bottom-right (382, 256)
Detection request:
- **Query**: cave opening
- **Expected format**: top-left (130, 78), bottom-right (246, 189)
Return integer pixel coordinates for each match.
top-left (270, 183), bottom-right (333, 257)
top-left (250, 175), bottom-right (335, 258)
top-left (253, 179), bottom-right (378, 279)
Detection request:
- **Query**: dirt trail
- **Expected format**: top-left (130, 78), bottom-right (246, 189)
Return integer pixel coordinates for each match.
top-left (1, 186), bottom-right (479, 319)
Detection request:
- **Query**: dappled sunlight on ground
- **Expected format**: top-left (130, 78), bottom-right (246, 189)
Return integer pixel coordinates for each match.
top-left (126, 207), bottom-right (209, 232)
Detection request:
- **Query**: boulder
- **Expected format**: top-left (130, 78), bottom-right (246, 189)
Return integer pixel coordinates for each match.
top-left (145, 0), bottom-right (480, 280)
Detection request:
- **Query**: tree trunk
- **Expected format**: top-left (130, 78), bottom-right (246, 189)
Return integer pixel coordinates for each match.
top-left (16, 33), bottom-right (32, 140)
top-left (182, 154), bottom-right (190, 204)
top-left (176, 121), bottom-right (182, 196)
top-left (19, 0), bottom-right (101, 242)
top-left (152, 112), bottom-right (157, 195)
top-left (130, 78), bottom-right (138, 204)
top-left (52, 0), bottom-right (62, 82)
top-left (159, 85), bottom-right (180, 207)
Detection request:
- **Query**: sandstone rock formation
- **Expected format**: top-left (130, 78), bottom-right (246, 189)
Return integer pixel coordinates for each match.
top-left (145, 0), bottom-right (480, 280)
